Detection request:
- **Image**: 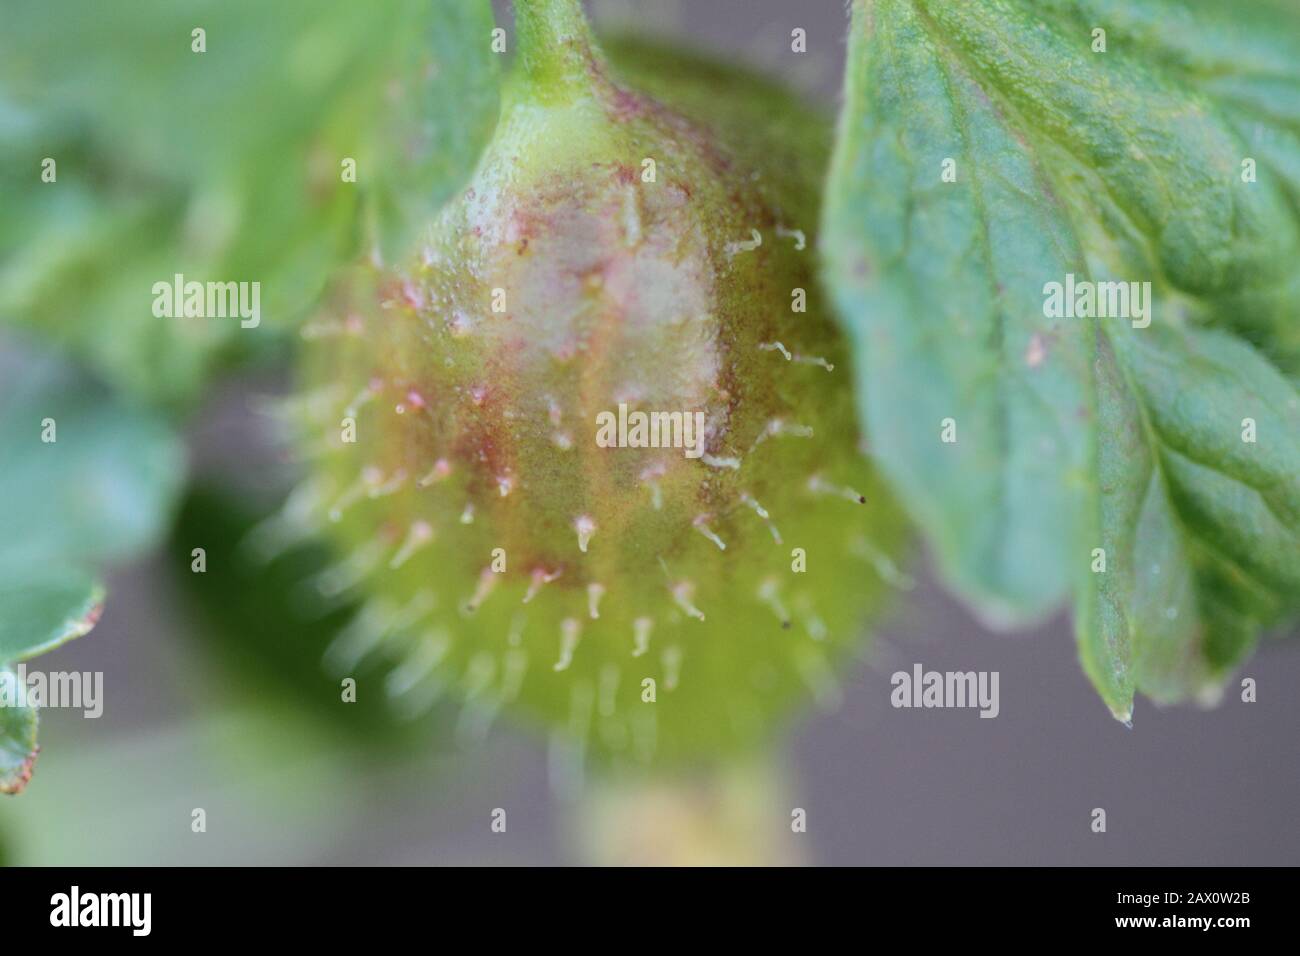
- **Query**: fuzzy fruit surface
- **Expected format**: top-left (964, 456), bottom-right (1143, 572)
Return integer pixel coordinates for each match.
top-left (301, 14), bottom-right (905, 767)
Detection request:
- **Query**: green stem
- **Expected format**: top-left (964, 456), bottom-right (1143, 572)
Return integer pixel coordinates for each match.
top-left (512, 0), bottom-right (606, 99)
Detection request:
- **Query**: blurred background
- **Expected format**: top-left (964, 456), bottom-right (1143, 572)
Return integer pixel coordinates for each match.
top-left (1, 0), bottom-right (1296, 865)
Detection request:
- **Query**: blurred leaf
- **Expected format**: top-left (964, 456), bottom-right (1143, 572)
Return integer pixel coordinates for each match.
top-left (0, 341), bottom-right (181, 763)
top-left (0, 339), bottom-right (184, 788)
top-left (0, 666), bottom-right (39, 794)
top-left (0, 345), bottom-right (186, 566)
top-left (0, 0), bottom-right (499, 407)
top-left (823, 0), bottom-right (1300, 718)
top-left (365, 0), bottom-right (501, 261)
top-left (0, 569), bottom-right (103, 664)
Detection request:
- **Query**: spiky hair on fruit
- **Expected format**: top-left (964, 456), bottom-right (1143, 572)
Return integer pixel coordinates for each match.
top-left (292, 0), bottom-right (907, 770)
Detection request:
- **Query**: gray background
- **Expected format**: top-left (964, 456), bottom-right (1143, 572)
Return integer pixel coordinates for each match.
top-left (3, 0), bottom-right (1296, 866)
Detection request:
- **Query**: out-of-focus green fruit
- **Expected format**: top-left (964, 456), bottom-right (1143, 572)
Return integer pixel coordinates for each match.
top-left (296, 0), bottom-right (906, 768)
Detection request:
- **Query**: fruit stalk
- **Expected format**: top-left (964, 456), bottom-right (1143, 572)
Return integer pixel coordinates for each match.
top-left (513, 0), bottom-right (604, 95)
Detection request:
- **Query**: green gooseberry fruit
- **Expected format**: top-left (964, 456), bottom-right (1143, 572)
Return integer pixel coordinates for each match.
top-left (297, 0), bottom-right (906, 769)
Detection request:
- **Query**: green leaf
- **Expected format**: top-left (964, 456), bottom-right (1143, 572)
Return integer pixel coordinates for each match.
top-left (1080, 324), bottom-right (1299, 717)
top-left (823, 0), bottom-right (1300, 717)
top-left (0, 0), bottom-right (499, 406)
top-left (0, 569), bottom-right (103, 664)
top-left (363, 0), bottom-right (501, 262)
top-left (0, 665), bottom-right (39, 795)
top-left (0, 344), bottom-right (182, 663)
top-left (0, 345), bottom-right (186, 568)
top-left (0, 342), bottom-right (185, 789)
